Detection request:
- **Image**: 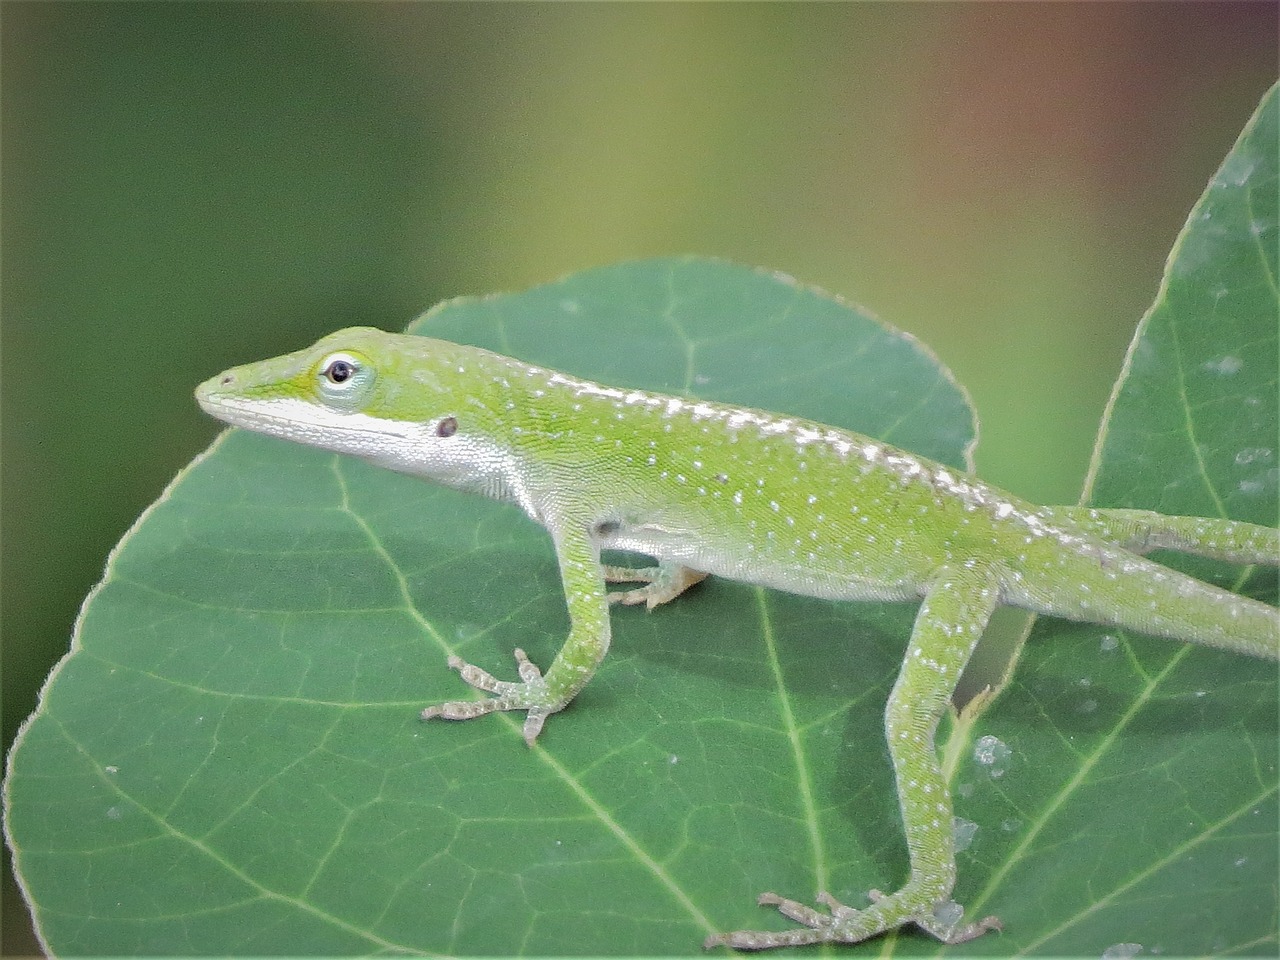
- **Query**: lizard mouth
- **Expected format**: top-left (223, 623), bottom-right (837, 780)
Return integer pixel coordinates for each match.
top-left (196, 393), bottom-right (414, 448)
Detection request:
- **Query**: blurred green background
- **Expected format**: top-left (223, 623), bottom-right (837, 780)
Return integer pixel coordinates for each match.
top-left (2, 3), bottom-right (1275, 954)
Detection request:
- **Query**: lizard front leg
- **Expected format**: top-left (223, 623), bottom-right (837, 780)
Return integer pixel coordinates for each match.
top-left (421, 521), bottom-right (611, 745)
top-left (707, 566), bottom-right (1004, 949)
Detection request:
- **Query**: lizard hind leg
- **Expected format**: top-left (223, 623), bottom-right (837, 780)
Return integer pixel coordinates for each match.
top-left (1044, 506), bottom-right (1280, 566)
top-left (706, 566), bottom-right (1004, 950)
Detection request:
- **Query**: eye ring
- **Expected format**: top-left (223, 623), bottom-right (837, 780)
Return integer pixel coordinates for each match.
top-left (316, 351), bottom-right (372, 409)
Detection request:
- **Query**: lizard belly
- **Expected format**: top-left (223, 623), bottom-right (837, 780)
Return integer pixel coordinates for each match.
top-left (599, 522), bottom-right (922, 603)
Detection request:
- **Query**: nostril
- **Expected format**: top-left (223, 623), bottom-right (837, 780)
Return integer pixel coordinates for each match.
top-left (220, 374), bottom-right (234, 385)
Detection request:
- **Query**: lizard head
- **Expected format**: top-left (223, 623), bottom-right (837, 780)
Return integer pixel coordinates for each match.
top-left (195, 326), bottom-right (507, 481)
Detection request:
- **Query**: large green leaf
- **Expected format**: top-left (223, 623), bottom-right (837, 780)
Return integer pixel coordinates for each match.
top-left (4, 258), bottom-right (978, 956)
top-left (949, 85), bottom-right (1279, 956)
top-left (6, 80), bottom-right (1277, 956)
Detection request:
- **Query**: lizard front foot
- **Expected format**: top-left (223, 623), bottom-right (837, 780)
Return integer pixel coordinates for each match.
top-left (704, 889), bottom-right (1000, 950)
top-left (420, 648), bottom-right (560, 745)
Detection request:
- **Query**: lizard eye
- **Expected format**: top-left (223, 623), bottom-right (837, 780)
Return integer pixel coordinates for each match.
top-left (316, 351), bottom-right (373, 408)
top-left (324, 358), bottom-right (356, 383)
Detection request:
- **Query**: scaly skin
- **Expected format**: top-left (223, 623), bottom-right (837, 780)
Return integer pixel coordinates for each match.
top-left (197, 327), bottom-right (1279, 949)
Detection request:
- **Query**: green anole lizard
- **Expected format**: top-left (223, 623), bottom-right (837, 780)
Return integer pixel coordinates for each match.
top-left (196, 326), bottom-right (1279, 950)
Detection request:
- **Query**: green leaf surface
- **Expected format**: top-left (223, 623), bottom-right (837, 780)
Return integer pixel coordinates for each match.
top-left (6, 82), bottom-right (1277, 956)
top-left (4, 258), bottom-right (978, 956)
top-left (955, 84), bottom-right (1278, 956)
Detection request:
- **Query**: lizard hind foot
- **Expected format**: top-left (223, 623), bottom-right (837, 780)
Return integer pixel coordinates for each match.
top-left (704, 888), bottom-right (1001, 950)
top-left (703, 892), bottom-right (862, 950)
top-left (603, 563), bottom-right (708, 609)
